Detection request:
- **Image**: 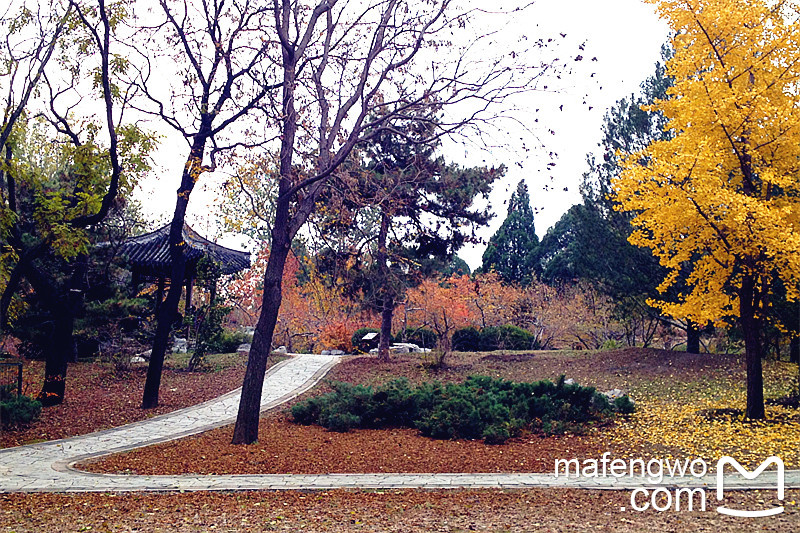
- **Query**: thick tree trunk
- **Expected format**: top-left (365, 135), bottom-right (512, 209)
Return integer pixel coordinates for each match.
top-left (379, 297), bottom-right (394, 361)
top-left (141, 134), bottom-right (208, 409)
top-left (790, 336), bottom-right (799, 364)
top-left (739, 273), bottom-right (765, 419)
top-left (22, 258), bottom-right (83, 406)
top-left (38, 311), bottom-right (75, 406)
top-left (141, 272), bottom-right (184, 408)
top-left (231, 236), bottom-right (291, 445)
top-left (686, 321), bottom-right (701, 354)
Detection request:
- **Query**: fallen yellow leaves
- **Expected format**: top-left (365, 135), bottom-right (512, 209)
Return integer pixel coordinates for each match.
top-left (610, 362), bottom-right (800, 468)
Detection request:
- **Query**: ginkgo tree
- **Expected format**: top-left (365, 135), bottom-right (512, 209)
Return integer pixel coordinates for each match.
top-left (613, 0), bottom-right (800, 419)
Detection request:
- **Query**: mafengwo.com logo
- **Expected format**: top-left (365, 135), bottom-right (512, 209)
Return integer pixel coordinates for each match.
top-left (554, 453), bottom-right (785, 516)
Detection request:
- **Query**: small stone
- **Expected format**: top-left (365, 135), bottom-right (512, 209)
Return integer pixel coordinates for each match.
top-left (173, 337), bottom-right (188, 354)
top-left (273, 345), bottom-right (287, 355)
top-left (321, 350), bottom-right (331, 356)
top-left (602, 388), bottom-right (625, 400)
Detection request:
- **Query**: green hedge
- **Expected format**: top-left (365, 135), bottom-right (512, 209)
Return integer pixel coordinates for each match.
top-left (397, 327), bottom-right (438, 349)
top-left (0, 395), bottom-right (42, 428)
top-left (452, 324), bottom-right (540, 352)
top-left (291, 375), bottom-right (630, 444)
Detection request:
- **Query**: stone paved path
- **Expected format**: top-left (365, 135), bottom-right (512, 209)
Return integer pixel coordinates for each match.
top-left (1, 353), bottom-right (799, 493)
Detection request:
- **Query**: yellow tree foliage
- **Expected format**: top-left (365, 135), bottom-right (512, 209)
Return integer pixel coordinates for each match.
top-left (613, 0), bottom-right (800, 418)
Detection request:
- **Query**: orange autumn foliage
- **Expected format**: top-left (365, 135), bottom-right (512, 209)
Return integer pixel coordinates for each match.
top-left (225, 247), bottom-right (375, 352)
top-left (227, 251), bottom-right (620, 352)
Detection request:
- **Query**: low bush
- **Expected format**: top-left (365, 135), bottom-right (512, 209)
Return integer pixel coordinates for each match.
top-left (291, 375), bottom-right (631, 444)
top-left (0, 394), bottom-right (42, 428)
top-left (397, 327), bottom-right (437, 349)
top-left (211, 330), bottom-right (251, 354)
top-left (451, 325), bottom-right (540, 352)
top-left (452, 327), bottom-right (482, 352)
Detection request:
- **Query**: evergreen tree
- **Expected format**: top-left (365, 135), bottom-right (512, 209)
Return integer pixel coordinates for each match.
top-left (535, 47), bottom-right (707, 350)
top-left (480, 180), bottom-right (539, 286)
top-left (314, 114), bottom-right (502, 360)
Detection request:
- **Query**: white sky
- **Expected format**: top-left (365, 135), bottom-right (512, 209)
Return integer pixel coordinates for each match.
top-left (134, 0), bottom-right (670, 270)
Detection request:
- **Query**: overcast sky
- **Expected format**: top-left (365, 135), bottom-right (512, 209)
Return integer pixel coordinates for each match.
top-left (134, 0), bottom-right (670, 270)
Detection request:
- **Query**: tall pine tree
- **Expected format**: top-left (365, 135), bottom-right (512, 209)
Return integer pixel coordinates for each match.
top-left (480, 180), bottom-right (539, 286)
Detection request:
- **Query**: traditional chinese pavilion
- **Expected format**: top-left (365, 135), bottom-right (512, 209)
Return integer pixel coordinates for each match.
top-left (119, 223), bottom-right (250, 313)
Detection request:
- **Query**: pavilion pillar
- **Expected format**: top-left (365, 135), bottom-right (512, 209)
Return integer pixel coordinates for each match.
top-left (155, 277), bottom-right (165, 312)
top-left (185, 276), bottom-right (193, 316)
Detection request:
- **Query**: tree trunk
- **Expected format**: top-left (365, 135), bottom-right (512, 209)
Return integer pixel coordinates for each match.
top-left (22, 258), bottom-right (83, 407)
top-left (739, 273), bottom-right (765, 419)
top-left (379, 296), bottom-right (394, 361)
top-left (376, 210), bottom-right (393, 361)
top-left (141, 133), bottom-right (208, 408)
top-left (790, 336), bottom-right (799, 364)
top-left (231, 235), bottom-right (291, 445)
top-left (38, 311), bottom-right (74, 406)
top-left (141, 273), bottom-right (184, 408)
top-left (686, 321), bottom-right (701, 354)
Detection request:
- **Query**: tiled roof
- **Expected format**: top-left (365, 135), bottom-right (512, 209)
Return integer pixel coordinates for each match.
top-left (119, 223), bottom-right (250, 277)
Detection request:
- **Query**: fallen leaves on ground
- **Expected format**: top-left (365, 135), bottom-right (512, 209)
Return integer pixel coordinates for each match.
top-left (81, 348), bottom-right (799, 476)
top-left (2, 489), bottom-right (798, 532)
top-left (0, 352), bottom-right (281, 448)
top-left (609, 361), bottom-right (800, 468)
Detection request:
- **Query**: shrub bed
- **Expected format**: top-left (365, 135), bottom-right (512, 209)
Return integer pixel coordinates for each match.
top-left (451, 325), bottom-right (540, 352)
top-left (291, 375), bottom-right (631, 444)
top-left (0, 394), bottom-right (42, 428)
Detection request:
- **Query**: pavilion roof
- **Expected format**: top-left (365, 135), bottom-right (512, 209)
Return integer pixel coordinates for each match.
top-left (119, 223), bottom-right (250, 278)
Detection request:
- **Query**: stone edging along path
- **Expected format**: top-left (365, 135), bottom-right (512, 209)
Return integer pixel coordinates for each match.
top-left (1, 353), bottom-right (799, 493)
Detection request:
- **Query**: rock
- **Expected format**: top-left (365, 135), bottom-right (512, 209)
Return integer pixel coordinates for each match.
top-left (273, 345), bottom-right (287, 355)
top-left (129, 356), bottom-right (146, 364)
top-left (237, 344), bottom-right (251, 355)
top-left (329, 349), bottom-right (345, 356)
top-left (393, 343), bottom-right (420, 351)
top-left (564, 378), bottom-right (575, 385)
top-left (240, 326), bottom-right (255, 336)
top-left (369, 348), bottom-right (378, 354)
top-left (602, 388), bottom-right (625, 400)
top-left (173, 337), bottom-right (188, 354)
top-left (321, 350), bottom-right (331, 356)
top-left (137, 349), bottom-right (152, 360)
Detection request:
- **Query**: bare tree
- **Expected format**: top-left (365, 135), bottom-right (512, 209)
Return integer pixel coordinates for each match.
top-left (232, 0), bottom-right (558, 444)
top-left (128, 0), bottom-right (280, 408)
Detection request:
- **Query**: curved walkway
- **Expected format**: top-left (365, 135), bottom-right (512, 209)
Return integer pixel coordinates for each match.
top-left (1, 353), bottom-right (799, 493)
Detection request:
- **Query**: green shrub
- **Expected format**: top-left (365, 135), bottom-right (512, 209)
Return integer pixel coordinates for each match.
top-left (290, 374), bottom-right (624, 444)
top-left (397, 327), bottom-right (437, 348)
top-left (481, 325), bottom-right (539, 351)
top-left (452, 327), bottom-right (482, 351)
top-left (0, 395), bottom-right (42, 428)
top-left (601, 339), bottom-right (623, 351)
top-left (614, 395), bottom-right (636, 414)
top-left (452, 325), bottom-right (539, 352)
top-left (212, 330), bottom-right (251, 354)
top-left (482, 423), bottom-right (512, 445)
top-left (0, 384), bottom-right (16, 402)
